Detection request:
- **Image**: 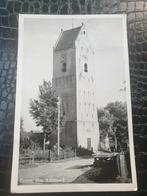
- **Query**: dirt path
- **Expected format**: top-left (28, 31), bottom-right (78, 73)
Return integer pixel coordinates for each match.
top-left (18, 157), bottom-right (93, 184)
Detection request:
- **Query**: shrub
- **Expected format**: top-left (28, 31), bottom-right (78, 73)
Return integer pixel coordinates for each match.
top-left (50, 145), bottom-right (75, 160)
top-left (77, 146), bottom-right (93, 156)
top-left (34, 150), bottom-right (49, 161)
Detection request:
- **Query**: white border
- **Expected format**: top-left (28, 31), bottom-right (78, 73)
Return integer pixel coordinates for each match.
top-left (11, 14), bottom-right (137, 193)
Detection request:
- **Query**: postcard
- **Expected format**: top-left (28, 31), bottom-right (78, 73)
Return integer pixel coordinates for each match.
top-left (11, 14), bottom-right (137, 193)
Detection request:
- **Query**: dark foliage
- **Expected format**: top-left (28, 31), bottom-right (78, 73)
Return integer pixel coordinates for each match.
top-left (98, 101), bottom-right (129, 152)
top-left (29, 80), bottom-right (65, 150)
top-left (77, 146), bottom-right (93, 156)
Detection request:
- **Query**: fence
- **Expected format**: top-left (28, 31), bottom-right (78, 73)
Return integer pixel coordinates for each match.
top-left (19, 147), bottom-right (76, 165)
top-left (19, 154), bottom-right (34, 165)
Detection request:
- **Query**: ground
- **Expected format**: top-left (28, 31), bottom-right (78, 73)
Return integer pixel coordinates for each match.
top-left (18, 156), bottom-right (129, 185)
top-left (18, 157), bottom-right (94, 185)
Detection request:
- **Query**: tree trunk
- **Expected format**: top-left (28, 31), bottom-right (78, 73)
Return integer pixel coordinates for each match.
top-left (43, 133), bottom-right (46, 153)
top-left (48, 149), bottom-right (51, 162)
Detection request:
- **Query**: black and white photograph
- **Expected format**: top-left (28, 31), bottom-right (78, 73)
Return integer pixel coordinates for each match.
top-left (11, 15), bottom-right (137, 193)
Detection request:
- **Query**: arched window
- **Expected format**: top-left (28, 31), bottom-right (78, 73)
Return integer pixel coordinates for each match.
top-left (84, 63), bottom-right (88, 72)
top-left (62, 62), bottom-right (66, 72)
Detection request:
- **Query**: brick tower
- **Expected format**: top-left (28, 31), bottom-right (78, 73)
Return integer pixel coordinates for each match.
top-left (52, 25), bottom-right (99, 151)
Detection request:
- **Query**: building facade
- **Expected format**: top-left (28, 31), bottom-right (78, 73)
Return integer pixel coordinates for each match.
top-left (52, 25), bottom-right (99, 151)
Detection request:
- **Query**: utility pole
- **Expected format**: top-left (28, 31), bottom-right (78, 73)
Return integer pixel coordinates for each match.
top-left (57, 96), bottom-right (61, 160)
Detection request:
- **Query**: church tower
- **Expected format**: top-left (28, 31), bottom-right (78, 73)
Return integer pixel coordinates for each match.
top-left (53, 25), bottom-right (99, 151)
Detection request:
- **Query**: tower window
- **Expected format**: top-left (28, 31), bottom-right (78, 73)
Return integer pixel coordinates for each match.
top-left (84, 63), bottom-right (88, 72)
top-left (62, 62), bottom-right (66, 72)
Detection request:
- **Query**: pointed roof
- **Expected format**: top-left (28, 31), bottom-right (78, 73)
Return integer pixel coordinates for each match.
top-left (54, 26), bottom-right (82, 51)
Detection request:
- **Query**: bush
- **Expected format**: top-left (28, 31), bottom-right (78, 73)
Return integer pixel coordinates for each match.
top-left (34, 150), bottom-right (49, 161)
top-left (77, 146), bottom-right (93, 156)
top-left (51, 145), bottom-right (75, 160)
top-left (62, 146), bottom-right (75, 158)
top-left (21, 146), bottom-right (76, 162)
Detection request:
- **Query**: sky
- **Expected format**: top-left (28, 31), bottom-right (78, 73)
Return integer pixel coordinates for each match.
top-left (20, 16), bottom-right (127, 132)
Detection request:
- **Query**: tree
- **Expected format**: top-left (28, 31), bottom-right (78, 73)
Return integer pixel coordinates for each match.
top-left (29, 131), bottom-right (44, 150)
top-left (98, 109), bottom-right (113, 135)
top-left (20, 117), bottom-right (31, 153)
top-left (105, 101), bottom-right (128, 151)
top-left (20, 117), bottom-right (24, 133)
top-left (98, 109), bottom-right (113, 151)
top-left (29, 80), bottom-right (65, 159)
top-left (98, 101), bottom-right (128, 152)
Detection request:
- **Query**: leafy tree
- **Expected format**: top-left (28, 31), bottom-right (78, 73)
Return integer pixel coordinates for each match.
top-left (98, 109), bottom-right (113, 137)
top-left (29, 80), bottom-right (65, 160)
top-left (20, 117), bottom-right (24, 133)
top-left (29, 131), bottom-right (44, 149)
top-left (20, 118), bottom-right (46, 154)
top-left (98, 109), bottom-right (113, 151)
top-left (105, 101), bottom-right (128, 151)
top-left (20, 118), bottom-right (31, 153)
top-left (98, 101), bottom-right (128, 152)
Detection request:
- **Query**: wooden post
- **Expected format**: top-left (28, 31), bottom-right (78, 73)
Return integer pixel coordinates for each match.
top-left (119, 152), bottom-right (128, 179)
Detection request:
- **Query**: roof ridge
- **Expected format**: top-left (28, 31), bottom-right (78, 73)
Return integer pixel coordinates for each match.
top-left (63, 25), bottom-right (82, 33)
